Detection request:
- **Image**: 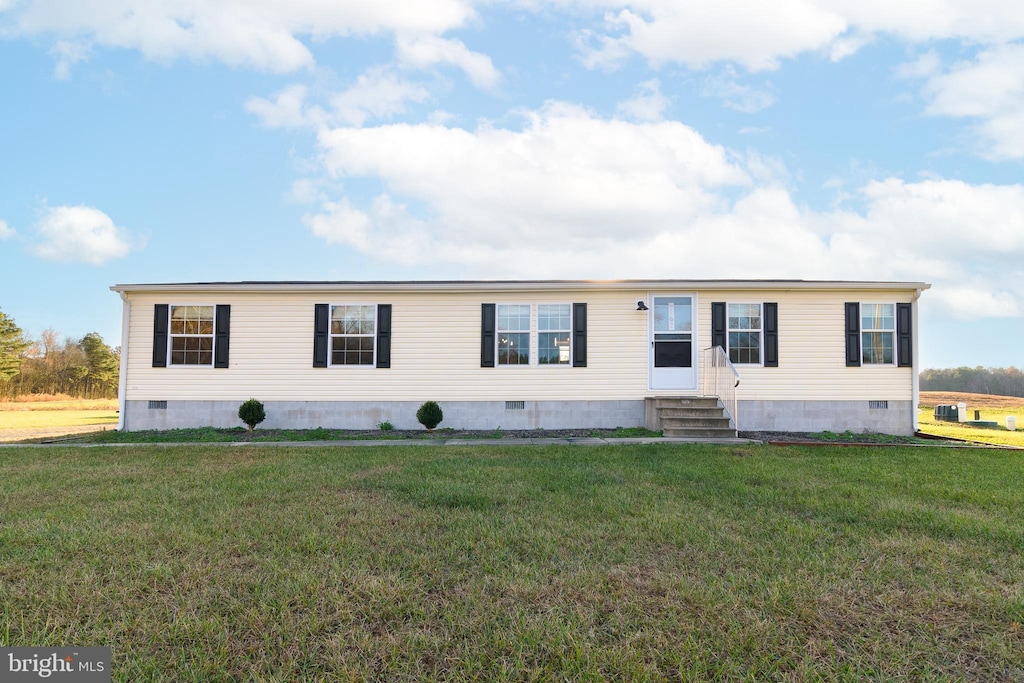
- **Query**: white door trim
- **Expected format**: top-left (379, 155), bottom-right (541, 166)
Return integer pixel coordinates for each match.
top-left (648, 293), bottom-right (698, 391)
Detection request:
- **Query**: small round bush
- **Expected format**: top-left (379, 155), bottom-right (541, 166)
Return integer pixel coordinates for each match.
top-left (416, 401), bottom-right (443, 430)
top-left (238, 398), bottom-right (266, 431)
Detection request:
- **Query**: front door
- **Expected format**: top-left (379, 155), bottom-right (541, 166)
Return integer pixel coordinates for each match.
top-left (649, 295), bottom-right (696, 390)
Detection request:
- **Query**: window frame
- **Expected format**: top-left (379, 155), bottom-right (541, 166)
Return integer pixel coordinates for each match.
top-left (725, 302), bottom-right (763, 366)
top-left (495, 303), bottom-right (533, 367)
top-left (860, 302), bottom-right (896, 366)
top-left (167, 304), bottom-right (216, 367)
top-left (493, 303), bottom-right (574, 368)
top-left (537, 303), bottom-right (573, 366)
top-left (328, 303), bottom-right (378, 368)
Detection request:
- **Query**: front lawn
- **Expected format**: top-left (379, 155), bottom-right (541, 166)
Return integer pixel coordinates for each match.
top-left (1, 443), bottom-right (1022, 680)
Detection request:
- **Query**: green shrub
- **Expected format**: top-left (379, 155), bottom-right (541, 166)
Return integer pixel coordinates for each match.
top-left (416, 401), bottom-right (443, 431)
top-left (377, 421), bottom-right (395, 432)
top-left (238, 398), bottom-right (266, 432)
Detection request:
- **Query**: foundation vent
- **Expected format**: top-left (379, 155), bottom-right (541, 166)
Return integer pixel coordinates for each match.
top-left (148, 400), bottom-right (168, 410)
top-left (505, 401), bottom-right (525, 410)
top-left (868, 400), bottom-right (889, 410)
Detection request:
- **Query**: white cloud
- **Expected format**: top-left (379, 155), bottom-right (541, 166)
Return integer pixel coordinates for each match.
top-left (616, 78), bottom-right (669, 121)
top-left (830, 0), bottom-right (1024, 44)
top-left (246, 84), bottom-right (317, 129)
top-left (288, 178), bottom-right (327, 204)
top-left (396, 34), bottom-right (500, 89)
top-left (568, 0), bottom-right (1024, 72)
top-left (817, 178), bottom-right (1024, 317)
top-left (0, 220), bottom-right (14, 239)
top-left (30, 205), bottom-right (140, 264)
top-left (577, 1), bottom-right (848, 72)
top-left (701, 67), bottom-right (775, 112)
top-left (329, 67), bottom-right (433, 126)
top-left (50, 40), bottom-right (91, 80)
top-left (299, 102), bottom-right (1024, 319)
top-left (895, 51), bottom-right (942, 80)
top-left (14, 0), bottom-right (1024, 87)
top-left (913, 43), bottom-right (1024, 160)
top-left (314, 101), bottom-right (749, 249)
top-left (10, 0), bottom-right (478, 72)
top-left (247, 69), bottom-right (432, 129)
top-left (572, 24), bottom-right (635, 71)
top-left (305, 195), bottom-right (433, 266)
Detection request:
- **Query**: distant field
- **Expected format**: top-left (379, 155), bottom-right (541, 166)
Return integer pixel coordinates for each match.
top-left (918, 391), bottom-right (1024, 446)
top-left (0, 399), bottom-right (118, 442)
top-left (920, 391), bottom-right (1024, 410)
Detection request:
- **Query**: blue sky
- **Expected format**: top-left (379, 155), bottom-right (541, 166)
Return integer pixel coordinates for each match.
top-left (1, 1), bottom-right (1023, 369)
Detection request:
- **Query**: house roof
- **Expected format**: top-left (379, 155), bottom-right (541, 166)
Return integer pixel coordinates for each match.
top-left (111, 279), bottom-right (931, 294)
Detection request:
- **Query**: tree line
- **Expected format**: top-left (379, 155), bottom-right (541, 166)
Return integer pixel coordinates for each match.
top-left (0, 307), bottom-right (119, 400)
top-left (919, 366), bottom-right (1024, 397)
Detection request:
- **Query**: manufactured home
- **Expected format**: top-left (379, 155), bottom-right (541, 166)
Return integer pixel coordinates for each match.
top-left (111, 280), bottom-right (929, 436)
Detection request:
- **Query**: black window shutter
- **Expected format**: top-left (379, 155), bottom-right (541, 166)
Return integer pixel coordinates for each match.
top-left (711, 302), bottom-right (726, 350)
top-left (897, 302), bottom-right (912, 367)
top-left (313, 304), bottom-right (329, 368)
top-left (763, 302), bottom-right (778, 367)
top-left (376, 304), bottom-right (392, 368)
top-left (481, 304), bottom-right (495, 368)
top-left (845, 302), bottom-right (861, 367)
top-left (572, 303), bottom-right (587, 367)
top-left (214, 305), bottom-right (230, 368)
top-left (152, 304), bottom-right (169, 367)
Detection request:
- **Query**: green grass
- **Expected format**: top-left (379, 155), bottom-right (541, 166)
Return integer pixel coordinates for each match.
top-left (57, 425), bottom-right (664, 444)
top-left (1, 444), bottom-right (1022, 680)
top-left (918, 407), bottom-right (1024, 447)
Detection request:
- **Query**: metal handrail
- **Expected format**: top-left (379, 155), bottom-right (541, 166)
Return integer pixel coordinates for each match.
top-left (700, 346), bottom-right (740, 430)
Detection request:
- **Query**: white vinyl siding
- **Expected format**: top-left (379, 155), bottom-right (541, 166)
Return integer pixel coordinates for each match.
top-left (120, 284), bottom-right (916, 404)
top-left (122, 290), bottom-right (646, 402)
top-left (696, 289), bottom-right (914, 402)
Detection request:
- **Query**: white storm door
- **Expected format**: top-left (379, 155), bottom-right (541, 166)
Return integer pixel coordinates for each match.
top-left (649, 295), bottom-right (696, 390)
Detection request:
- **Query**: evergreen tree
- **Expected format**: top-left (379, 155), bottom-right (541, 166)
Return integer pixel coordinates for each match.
top-left (81, 332), bottom-right (120, 397)
top-left (0, 308), bottom-right (28, 385)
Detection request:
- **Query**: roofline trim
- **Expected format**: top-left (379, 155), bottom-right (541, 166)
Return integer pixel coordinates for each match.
top-left (111, 279), bottom-right (932, 294)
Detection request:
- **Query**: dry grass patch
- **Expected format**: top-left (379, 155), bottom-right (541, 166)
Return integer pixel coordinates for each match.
top-left (0, 399), bottom-right (119, 442)
top-left (920, 391), bottom-right (1024, 411)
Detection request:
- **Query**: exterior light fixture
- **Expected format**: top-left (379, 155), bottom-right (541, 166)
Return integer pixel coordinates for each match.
top-left (636, 301), bottom-right (648, 311)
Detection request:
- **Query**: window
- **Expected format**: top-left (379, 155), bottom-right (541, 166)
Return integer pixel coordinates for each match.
top-left (330, 305), bottom-right (376, 366)
top-left (482, 303), bottom-right (586, 368)
top-left (497, 304), bottom-right (530, 365)
top-left (861, 303), bottom-right (894, 365)
top-left (538, 304), bottom-right (571, 365)
top-left (169, 305), bottom-right (214, 366)
top-left (153, 304), bottom-right (229, 368)
top-left (727, 303), bottom-right (761, 365)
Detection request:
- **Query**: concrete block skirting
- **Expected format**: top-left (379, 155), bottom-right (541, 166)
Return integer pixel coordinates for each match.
top-left (736, 399), bottom-right (916, 436)
top-left (122, 398), bottom-right (915, 435)
top-left (122, 399), bottom-right (647, 432)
